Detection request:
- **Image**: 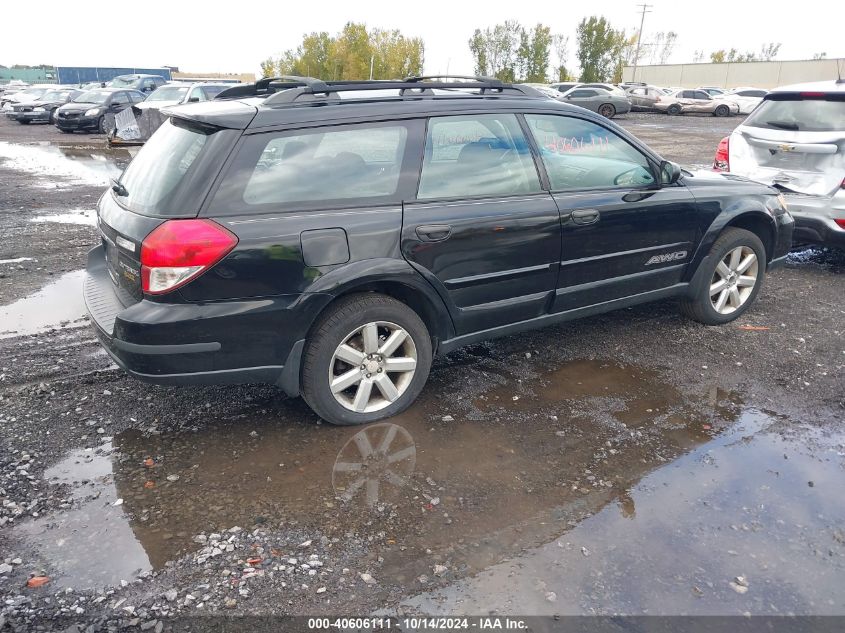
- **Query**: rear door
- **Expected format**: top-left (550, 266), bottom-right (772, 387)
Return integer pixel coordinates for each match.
top-left (523, 113), bottom-right (699, 312)
top-left (401, 113), bottom-right (561, 334)
top-left (730, 92), bottom-right (845, 196)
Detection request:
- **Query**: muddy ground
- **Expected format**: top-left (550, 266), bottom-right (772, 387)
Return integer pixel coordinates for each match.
top-left (0, 112), bottom-right (843, 629)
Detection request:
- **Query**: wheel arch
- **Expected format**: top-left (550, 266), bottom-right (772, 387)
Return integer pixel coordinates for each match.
top-left (684, 207), bottom-right (776, 287)
top-left (300, 258), bottom-right (455, 353)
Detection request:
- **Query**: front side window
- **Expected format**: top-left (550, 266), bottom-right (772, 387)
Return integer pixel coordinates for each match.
top-left (211, 123), bottom-right (410, 210)
top-left (694, 91), bottom-right (711, 100)
top-left (417, 113), bottom-right (541, 199)
top-left (525, 114), bottom-right (656, 190)
top-left (112, 92), bottom-right (130, 105)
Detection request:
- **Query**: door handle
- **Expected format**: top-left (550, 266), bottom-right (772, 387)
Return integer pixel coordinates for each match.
top-left (416, 224), bottom-right (452, 242)
top-left (571, 209), bottom-right (600, 225)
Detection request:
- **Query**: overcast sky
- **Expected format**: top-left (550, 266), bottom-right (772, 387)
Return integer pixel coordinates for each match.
top-left (3, 0), bottom-right (841, 77)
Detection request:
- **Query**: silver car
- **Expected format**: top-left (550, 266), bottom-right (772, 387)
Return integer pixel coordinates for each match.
top-left (625, 84), bottom-right (666, 111)
top-left (558, 87), bottom-right (631, 118)
top-left (716, 80), bottom-right (845, 249)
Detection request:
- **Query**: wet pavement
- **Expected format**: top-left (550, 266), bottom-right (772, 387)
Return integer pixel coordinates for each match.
top-left (0, 114), bottom-right (844, 623)
top-left (0, 269), bottom-right (86, 338)
top-left (10, 358), bottom-right (845, 615)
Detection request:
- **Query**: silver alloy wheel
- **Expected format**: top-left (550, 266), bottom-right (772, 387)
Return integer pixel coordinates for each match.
top-left (329, 321), bottom-right (418, 413)
top-left (709, 245), bottom-right (759, 315)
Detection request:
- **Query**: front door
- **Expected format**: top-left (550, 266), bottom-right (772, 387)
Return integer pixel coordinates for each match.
top-left (522, 113), bottom-right (700, 313)
top-left (402, 113), bottom-right (561, 335)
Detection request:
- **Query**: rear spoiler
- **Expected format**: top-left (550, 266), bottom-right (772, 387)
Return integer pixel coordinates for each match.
top-left (766, 91), bottom-right (845, 101)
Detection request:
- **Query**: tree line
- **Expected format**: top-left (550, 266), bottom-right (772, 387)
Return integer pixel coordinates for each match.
top-left (260, 22), bottom-right (424, 80)
top-left (260, 19), bottom-right (784, 84)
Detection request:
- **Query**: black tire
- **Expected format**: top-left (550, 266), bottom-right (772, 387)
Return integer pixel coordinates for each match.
top-left (598, 103), bottom-right (616, 118)
top-left (97, 116), bottom-right (106, 134)
top-left (301, 293), bottom-right (433, 425)
top-left (714, 104), bottom-right (730, 117)
top-left (49, 109), bottom-right (56, 124)
top-left (666, 103), bottom-right (682, 116)
top-left (59, 128), bottom-right (73, 134)
top-left (17, 120), bottom-right (30, 125)
top-left (679, 227), bottom-right (766, 325)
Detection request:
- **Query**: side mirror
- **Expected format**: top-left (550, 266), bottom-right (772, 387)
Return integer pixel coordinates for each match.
top-left (660, 160), bottom-right (682, 185)
top-left (188, 96), bottom-right (199, 103)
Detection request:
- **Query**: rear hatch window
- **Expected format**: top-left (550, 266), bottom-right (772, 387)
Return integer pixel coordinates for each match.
top-left (114, 117), bottom-right (236, 217)
top-left (731, 92), bottom-right (845, 196)
top-left (744, 93), bottom-right (845, 132)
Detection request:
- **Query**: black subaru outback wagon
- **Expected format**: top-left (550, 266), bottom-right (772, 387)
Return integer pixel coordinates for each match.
top-left (84, 75), bottom-right (793, 425)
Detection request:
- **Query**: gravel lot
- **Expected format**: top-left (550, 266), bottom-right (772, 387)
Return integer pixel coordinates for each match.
top-left (0, 111), bottom-right (843, 629)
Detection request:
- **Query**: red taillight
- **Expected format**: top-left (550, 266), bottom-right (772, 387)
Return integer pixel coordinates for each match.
top-left (835, 219), bottom-right (845, 229)
top-left (140, 219), bottom-right (238, 295)
top-left (713, 136), bottom-right (730, 172)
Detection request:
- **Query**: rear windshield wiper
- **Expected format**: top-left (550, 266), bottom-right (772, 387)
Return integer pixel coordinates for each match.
top-left (110, 178), bottom-right (128, 197)
top-left (765, 120), bottom-right (800, 130)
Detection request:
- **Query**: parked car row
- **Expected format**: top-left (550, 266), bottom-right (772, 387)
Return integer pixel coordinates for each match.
top-left (531, 80), bottom-right (767, 119)
top-left (2, 76), bottom-right (236, 135)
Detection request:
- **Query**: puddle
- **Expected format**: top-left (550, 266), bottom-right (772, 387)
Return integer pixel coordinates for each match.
top-left (401, 410), bottom-right (845, 615)
top-left (0, 257), bottom-right (35, 265)
top-left (13, 360), bottom-right (845, 607)
top-left (0, 270), bottom-right (87, 339)
top-left (30, 208), bottom-right (97, 227)
top-left (13, 360), bottom-right (736, 588)
top-left (788, 246), bottom-right (845, 274)
top-left (0, 142), bottom-right (132, 187)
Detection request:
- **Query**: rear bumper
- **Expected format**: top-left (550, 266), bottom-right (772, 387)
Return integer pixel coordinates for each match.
top-left (784, 193), bottom-right (845, 248)
top-left (83, 245), bottom-right (308, 394)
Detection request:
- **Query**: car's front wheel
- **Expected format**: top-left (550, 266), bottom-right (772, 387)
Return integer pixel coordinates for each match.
top-left (680, 228), bottom-right (766, 325)
top-left (714, 104), bottom-right (730, 117)
top-left (301, 293), bottom-right (432, 425)
top-left (666, 104), bottom-right (682, 115)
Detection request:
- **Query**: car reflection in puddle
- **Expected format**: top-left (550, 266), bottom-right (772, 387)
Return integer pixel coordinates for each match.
top-left (16, 359), bottom-right (747, 591)
top-left (0, 141), bottom-right (133, 187)
top-left (0, 270), bottom-right (87, 339)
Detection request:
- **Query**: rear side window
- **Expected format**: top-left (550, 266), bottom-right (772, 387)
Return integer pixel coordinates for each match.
top-left (525, 114), bottom-right (655, 190)
top-left (744, 95), bottom-right (845, 131)
top-left (417, 114), bottom-right (541, 199)
top-left (210, 122), bottom-right (412, 212)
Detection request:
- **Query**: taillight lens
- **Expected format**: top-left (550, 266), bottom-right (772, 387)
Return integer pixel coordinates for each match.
top-left (713, 136), bottom-right (730, 172)
top-left (141, 219), bottom-right (237, 295)
top-left (835, 219), bottom-right (845, 229)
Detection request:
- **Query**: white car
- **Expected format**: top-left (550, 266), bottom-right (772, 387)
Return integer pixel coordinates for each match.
top-left (135, 82), bottom-right (236, 110)
top-left (714, 80), bottom-right (845, 249)
top-left (724, 87), bottom-right (768, 115)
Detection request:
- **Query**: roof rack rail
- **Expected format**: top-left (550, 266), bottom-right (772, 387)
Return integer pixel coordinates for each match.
top-left (403, 74), bottom-right (503, 86)
top-left (215, 75), bottom-right (329, 100)
top-left (216, 75), bottom-right (537, 106)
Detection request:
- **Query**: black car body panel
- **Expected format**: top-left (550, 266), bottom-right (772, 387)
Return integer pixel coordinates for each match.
top-left (84, 80), bottom-right (793, 398)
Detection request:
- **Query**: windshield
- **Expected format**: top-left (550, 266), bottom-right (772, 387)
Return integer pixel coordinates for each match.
top-left (74, 90), bottom-right (110, 104)
top-left (744, 96), bottom-right (845, 132)
top-left (110, 76), bottom-right (136, 87)
top-left (17, 88), bottom-right (47, 99)
top-left (117, 118), bottom-right (211, 215)
top-left (41, 90), bottom-right (70, 101)
top-left (148, 86), bottom-right (189, 102)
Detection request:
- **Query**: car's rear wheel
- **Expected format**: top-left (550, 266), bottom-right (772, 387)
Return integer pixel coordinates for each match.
top-left (666, 104), bottom-right (682, 115)
top-left (598, 103), bottom-right (616, 118)
top-left (680, 228), bottom-right (766, 325)
top-left (59, 128), bottom-right (73, 134)
top-left (714, 104), bottom-right (730, 117)
top-left (17, 120), bottom-right (30, 125)
top-left (301, 293), bottom-right (432, 425)
top-left (97, 116), bottom-right (106, 134)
